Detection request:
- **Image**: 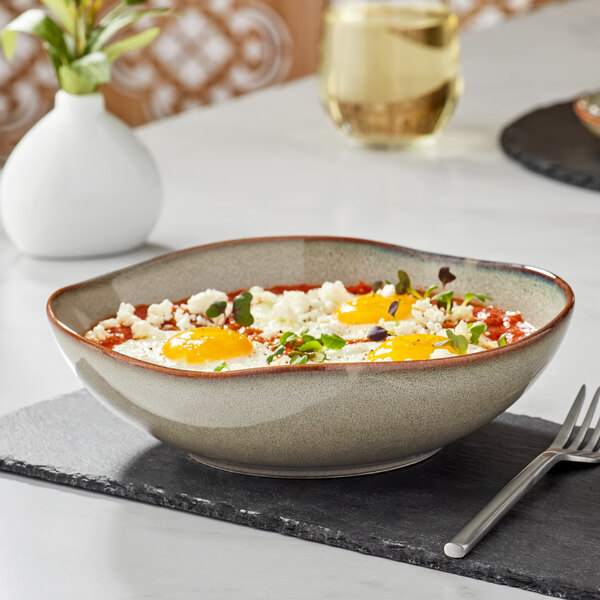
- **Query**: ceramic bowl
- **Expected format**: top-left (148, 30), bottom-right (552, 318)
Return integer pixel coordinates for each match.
top-left (47, 237), bottom-right (574, 478)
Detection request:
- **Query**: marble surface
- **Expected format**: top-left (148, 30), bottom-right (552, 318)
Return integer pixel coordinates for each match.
top-left (1, 0), bottom-right (599, 597)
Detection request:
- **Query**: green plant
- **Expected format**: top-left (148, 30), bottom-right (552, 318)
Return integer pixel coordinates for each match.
top-left (1, 0), bottom-right (171, 95)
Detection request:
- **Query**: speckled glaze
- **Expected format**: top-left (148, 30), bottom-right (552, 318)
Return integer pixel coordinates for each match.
top-left (47, 237), bottom-right (574, 478)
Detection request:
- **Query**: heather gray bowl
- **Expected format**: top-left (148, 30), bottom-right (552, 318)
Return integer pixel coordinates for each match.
top-left (47, 236), bottom-right (574, 478)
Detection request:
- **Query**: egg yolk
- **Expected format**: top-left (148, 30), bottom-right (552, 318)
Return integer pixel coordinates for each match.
top-left (367, 334), bottom-right (457, 362)
top-left (336, 293), bottom-right (415, 325)
top-left (161, 327), bottom-right (253, 364)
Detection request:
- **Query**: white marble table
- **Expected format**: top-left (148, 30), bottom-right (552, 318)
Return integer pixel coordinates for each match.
top-left (1, 1), bottom-right (599, 597)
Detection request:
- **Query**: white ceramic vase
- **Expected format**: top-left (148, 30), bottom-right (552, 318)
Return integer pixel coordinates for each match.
top-left (0, 90), bottom-right (162, 258)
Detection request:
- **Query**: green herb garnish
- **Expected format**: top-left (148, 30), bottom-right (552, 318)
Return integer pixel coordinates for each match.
top-left (231, 291), bottom-right (254, 327)
top-left (468, 322), bottom-right (487, 345)
top-left (462, 293), bottom-right (493, 307)
top-left (424, 285), bottom-right (438, 299)
top-left (266, 345), bottom-right (285, 364)
top-left (498, 333), bottom-right (508, 347)
top-left (206, 300), bottom-right (227, 319)
top-left (214, 361), bottom-right (228, 372)
top-left (436, 329), bottom-right (469, 355)
top-left (289, 354), bottom-right (309, 365)
top-left (395, 270), bottom-right (423, 299)
top-left (279, 331), bottom-right (298, 344)
top-left (320, 333), bottom-right (347, 350)
top-left (298, 340), bottom-right (324, 353)
top-left (432, 290), bottom-right (454, 312)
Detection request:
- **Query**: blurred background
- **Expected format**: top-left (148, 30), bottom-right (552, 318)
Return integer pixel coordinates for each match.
top-left (0, 0), bottom-right (568, 162)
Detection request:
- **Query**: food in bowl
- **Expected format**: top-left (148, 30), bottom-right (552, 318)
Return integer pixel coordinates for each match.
top-left (84, 267), bottom-right (535, 372)
top-left (47, 237), bottom-right (573, 478)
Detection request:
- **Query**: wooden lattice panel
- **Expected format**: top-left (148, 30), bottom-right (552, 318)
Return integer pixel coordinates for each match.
top-left (0, 0), bottom-right (571, 161)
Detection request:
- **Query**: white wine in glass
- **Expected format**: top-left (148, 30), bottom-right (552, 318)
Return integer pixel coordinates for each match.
top-left (318, 0), bottom-right (462, 146)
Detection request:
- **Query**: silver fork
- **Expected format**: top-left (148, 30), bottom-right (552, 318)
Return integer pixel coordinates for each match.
top-left (444, 385), bottom-right (600, 559)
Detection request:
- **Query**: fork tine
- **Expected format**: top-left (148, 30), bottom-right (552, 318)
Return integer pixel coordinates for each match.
top-left (583, 387), bottom-right (600, 452)
top-left (551, 384), bottom-right (586, 448)
top-left (569, 386), bottom-right (600, 449)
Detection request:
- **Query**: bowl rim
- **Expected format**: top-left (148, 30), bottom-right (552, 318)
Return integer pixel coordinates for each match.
top-left (574, 96), bottom-right (600, 126)
top-left (46, 235), bottom-right (574, 379)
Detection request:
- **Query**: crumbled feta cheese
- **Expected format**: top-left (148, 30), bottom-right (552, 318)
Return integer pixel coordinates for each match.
top-left (317, 281), bottom-right (353, 312)
top-left (174, 307), bottom-right (193, 330)
top-left (89, 324), bottom-right (108, 341)
top-left (411, 298), bottom-right (445, 334)
top-left (131, 320), bottom-right (161, 339)
top-left (454, 320), bottom-right (471, 339)
top-left (187, 289), bottom-right (228, 315)
top-left (431, 348), bottom-right (454, 359)
top-left (451, 303), bottom-right (474, 322)
top-left (146, 299), bottom-right (174, 327)
top-left (116, 302), bottom-right (139, 326)
top-left (380, 283), bottom-right (396, 298)
top-left (99, 318), bottom-right (119, 328)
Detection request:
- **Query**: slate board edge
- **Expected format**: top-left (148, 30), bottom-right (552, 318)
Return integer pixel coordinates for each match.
top-left (499, 102), bottom-right (600, 193)
top-left (0, 452), bottom-right (589, 600)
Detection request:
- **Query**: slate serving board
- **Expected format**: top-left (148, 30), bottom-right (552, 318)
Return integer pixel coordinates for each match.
top-left (500, 101), bottom-right (600, 192)
top-left (1, 390), bottom-right (599, 599)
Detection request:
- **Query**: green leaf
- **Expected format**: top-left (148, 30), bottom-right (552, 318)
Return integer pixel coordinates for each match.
top-left (266, 345), bottom-right (285, 364)
top-left (279, 331), bottom-right (297, 345)
top-left (214, 361), bottom-right (228, 372)
top-left (468, 322), bottom-right (487, 345)
top-left (297, 340), bottom-right (323, 353)
top-left (498, 333), bottom-right (508, 347)
top-left (102, 26), bottom-right (160, 62)
top-left (1, 9), bottom-right (69, 69)
top-left (444, 329), bottom-right (469, 355)
top-left (462, 292), bottom-right (493, 306)
top-left (320, 333), bottom-right (346, 350)
top-left (432, 290), bottom-right (454, 312)
top-left (89, 8), bottom-right (170, 52)
top-left (395, 270), bottom-right (411, 295)
top-left (301, 333), bottom-right (316, 343)
top-left (58, 51), bottom-right (110, 94)
top-left (232, 291), bottom-right (254, 327)
top-left (40, 0), bottom-right (75, 35)
top-left (424, 285), bottom-right (438, 298)
top-left (290, 354), bottom-right (308, 365)
top-left (206, 300), bottom-right (227, 319)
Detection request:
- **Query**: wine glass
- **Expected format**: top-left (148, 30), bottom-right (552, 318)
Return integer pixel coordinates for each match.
top-left (318, 0), bottom-right (462, 146)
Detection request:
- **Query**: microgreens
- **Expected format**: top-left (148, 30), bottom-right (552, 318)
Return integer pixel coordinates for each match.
top-left (395, 270), bottom-right (422, 299)
top-left (424, 285), bottom-right (438, 299)
top-left (438, 267), bottom-right (456, 288)
top-left (290, 355), bottom-right (309, 365)
top-left (388, 300), bottom-right (399, 324)
top-left (432, 290), bottom-right (454, 313)
top-left (279, 331), bottom-right (298, 344)
top-left (320, 333), bottom-right (347, 350)
top-left (435, 329), bottom-right (468, 355)
top-left (232, 291), bottom-right (254, 327)
top-left (468, 322), bottom-right (487, 345)
top-left (498, 333), bottom-right (508, 347)
top-left (214, 362), bottom-right (228, 372)
top-left (372, 280), bottom-right (386, 292)
top-left (206, 300), bottom-right (227, 319)
top-left (274, 330), bottom-right (346, 365)
top-left (368, 326), bottom-right (389, 342)
top-left (462, 293), bottom-right (493, 307)
top-left (266, 345), bottom-right (285, 364)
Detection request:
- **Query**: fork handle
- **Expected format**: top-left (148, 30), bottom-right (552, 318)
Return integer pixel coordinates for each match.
top-left (444, 451), bottom-right (560, 558)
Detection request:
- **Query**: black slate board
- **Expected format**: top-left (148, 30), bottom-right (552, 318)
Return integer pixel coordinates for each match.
top-left (500, 101), bottom-right (600, 192)
top-left (1, 390), bottom-right (599, 599)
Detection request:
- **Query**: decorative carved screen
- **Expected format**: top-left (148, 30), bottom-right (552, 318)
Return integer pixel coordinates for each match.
top-left (0, 0), bottom-right (570, 161)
